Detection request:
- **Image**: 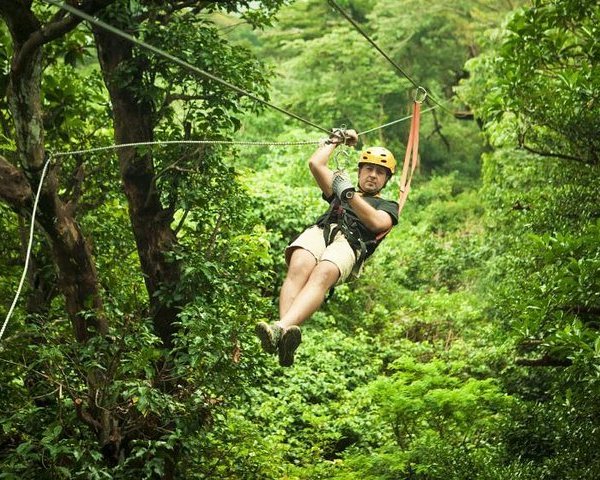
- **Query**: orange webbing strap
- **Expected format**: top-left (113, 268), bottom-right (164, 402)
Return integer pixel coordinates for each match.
top-left (397, 100), bottom-right (422, 213)
top-left (373, 101), bottom-right (422, 242)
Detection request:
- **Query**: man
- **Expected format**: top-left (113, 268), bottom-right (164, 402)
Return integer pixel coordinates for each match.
top-left (256, 129), bottom-right (399, 366)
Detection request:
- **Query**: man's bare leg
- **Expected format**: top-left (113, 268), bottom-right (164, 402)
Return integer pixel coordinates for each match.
top-left (277, 260), bottom-right (339, 330)
top-left (256, 248), bottom-right (315, 356)
top-left (279, 248), bottom-right (317, 319)
top-left (258, 256), bottom-right (338, 366)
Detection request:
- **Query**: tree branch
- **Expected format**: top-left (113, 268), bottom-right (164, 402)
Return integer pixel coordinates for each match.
top-left (520, 143), bottom-right (589, 164)
top-left (160, 92), bottom-right (207, 113)
top-left (74, 397), bottom-right (102, 432)
top-left (0, 155), bottom-right (32, 211)
top-left (204, 211), bottom-right (224, 260)
top-left (516, 339), bottom-right (542, 352)
top-left (0, 1), bottom-right (40, 45)
top-left (453, 110), bottom-right (475, 120)
top-left (516, 355), bottom-right (572, 367)
top-left (10, 1), bottom-right (115, 75)
top-left (63, 156), bottom-right (86, 216)
top-left (427, 108), bottom-right (450, 150)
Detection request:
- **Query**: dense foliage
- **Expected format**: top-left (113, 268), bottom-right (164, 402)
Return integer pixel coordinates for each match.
top-left (1, 0), bottom-right (598, 479)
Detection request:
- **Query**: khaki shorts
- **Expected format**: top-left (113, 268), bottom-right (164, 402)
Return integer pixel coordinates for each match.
top-left (285, 225), bottom-right (357, 285)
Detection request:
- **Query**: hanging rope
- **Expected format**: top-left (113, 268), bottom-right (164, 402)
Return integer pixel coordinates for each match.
top-left (0, 155), bottom-right (52, 343)
top-left (43, 0), bottom-right (331, 135)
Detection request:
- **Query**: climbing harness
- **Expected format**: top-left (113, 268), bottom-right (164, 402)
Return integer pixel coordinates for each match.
top-left (318, 87), bottom-right (426, 281)
top-left (319, 202), bottom-right (377, 277)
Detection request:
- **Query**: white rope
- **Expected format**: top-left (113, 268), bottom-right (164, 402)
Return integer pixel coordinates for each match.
top-left (49, 107), bottom-right (437, 158)
top-left (51, 139), bottom-right (323, 158)
top-left (48, 110), bottom-right (437, 159)
top-left (0, 155), bottom-right (53, 343)
top-left (358, 106), bottom-right (436, 135)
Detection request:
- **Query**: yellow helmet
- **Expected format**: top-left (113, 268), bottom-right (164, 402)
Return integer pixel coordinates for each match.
top-left (358, 147), bottom-right (396, 175)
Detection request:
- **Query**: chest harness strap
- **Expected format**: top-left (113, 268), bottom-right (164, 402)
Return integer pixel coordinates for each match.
top-left (318, 198), bottom-right (389, 277)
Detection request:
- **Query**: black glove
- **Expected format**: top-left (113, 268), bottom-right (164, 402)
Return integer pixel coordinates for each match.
top-left (332, 171), bottom-right (355, 201)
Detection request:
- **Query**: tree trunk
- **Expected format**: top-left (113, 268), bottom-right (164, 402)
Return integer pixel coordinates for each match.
top-left (93, 27), bottom-right (181, 347)
top-left (1, 1), bottom-right (116, 460)
top-left (3, 8), bottom-right (107, 342)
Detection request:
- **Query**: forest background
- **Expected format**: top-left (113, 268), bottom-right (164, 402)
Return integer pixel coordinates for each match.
top-left (0, 0), bottom-right (599, 479)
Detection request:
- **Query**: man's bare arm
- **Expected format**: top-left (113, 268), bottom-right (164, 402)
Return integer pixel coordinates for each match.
top-left (347, 195), bottom-right (393, 233)
top-left (308, 130), bottom-right (358, 197)
top-left (308, 143), bottom-right (337, 197)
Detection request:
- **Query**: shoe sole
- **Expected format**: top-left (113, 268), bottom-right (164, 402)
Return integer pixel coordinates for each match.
top-left (279, 327), bottom-right (302, 367)
top-left (255, 322), bottom-right (277, 354)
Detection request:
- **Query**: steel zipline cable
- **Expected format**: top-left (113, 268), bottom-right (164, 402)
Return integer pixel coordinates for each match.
top-left (44, 0), bottom-right (438, 139)
top-left (44, 0), bottom-right (436, 136)
top-left (327, 0), bottom-right (455, 116)
top-left (327, 0), bottom-right (420, 88)
top-left (359, 106), bottom-right (435, 135)
top-left (43, 0), bottom-right (332, 135)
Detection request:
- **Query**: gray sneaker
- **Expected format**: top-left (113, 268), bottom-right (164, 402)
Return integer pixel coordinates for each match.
top-left (255, 322), bottom-right (282, 354)
top-left (278, 326), bottom-right (302, 367)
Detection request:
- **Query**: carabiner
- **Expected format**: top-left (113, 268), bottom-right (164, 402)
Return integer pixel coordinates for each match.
top-left (333, 145), bottom-right (352, 171)
top-left (414, 86), bottom-right (428, 104)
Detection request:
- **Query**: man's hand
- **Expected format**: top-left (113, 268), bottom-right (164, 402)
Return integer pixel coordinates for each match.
top-left (328, 128), bottom-right (358, 147)
top-left (332, 171), bottom-right (355, 201)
